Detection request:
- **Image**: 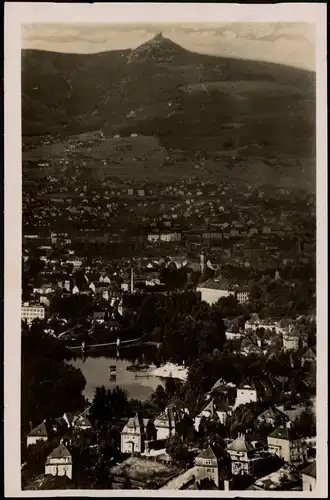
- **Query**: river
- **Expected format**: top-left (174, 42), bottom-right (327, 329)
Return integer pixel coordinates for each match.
top-left (67, 345), bottom-right (165, 402)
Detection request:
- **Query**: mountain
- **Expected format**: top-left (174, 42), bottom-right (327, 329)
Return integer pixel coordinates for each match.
top-left (127, 32), bottom-right (188, 63)
top-left (22, 34), bottom-right (316, 185)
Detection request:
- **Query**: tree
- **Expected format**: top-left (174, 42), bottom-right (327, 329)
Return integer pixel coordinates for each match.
top-left (165, 434), bottom-right (190, 465)
top-left (150, 385), bottom-right (169, 413)
top-left (294, 409), bottom-right (316, 438)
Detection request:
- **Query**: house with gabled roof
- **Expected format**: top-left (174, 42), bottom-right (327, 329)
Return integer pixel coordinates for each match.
top-left (226, 434), bottom-right (260, 476)
top-left (45, 442), bottom-right (72, 479)
top-left (233, 380), bottom-right (258, 408)
top-left (301, 461), bottom-right (316, 491)
top-left (120, 413), bottom-right (156, 454)
top-left (257, 407), bottom-right (289, 427)
top-left (27, 420), bottom-right (49, 447)
top-left (154, 403), bottom-right (189, 440)
top-left (194, 398), bottom-right (232, 431)
top-left (301, 346), bottom-right (316, 367)
top-left (267, 422), bottom-right (306, 464)
top-left (194, 444), bottom-right (232, 489)
top-left (63, 411), bottom-right (92, 430)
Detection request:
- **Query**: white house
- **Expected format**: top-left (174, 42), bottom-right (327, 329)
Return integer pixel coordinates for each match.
top-left (197, 287), bottom-right (235, 306)
top-left (27, 421), bottom-right (48, 447)
top-left (267, 422), bottom-right (306, 464)
top-left (120, 413), bottom-right (156, 454)
top-left (21, 304), bottom-right (45, 324)
top-left (226, 434), bottom-right (259, 476)
top-left (45, 442), bottom-right (73, 479)
top-left (301, 462), bottom-right (316, 492)
top-left (194, 398), bottom-right (232, 431)
top-left (234, 381), bottom-right (258, 408)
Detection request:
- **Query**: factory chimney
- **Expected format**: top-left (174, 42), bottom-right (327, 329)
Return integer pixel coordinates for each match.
top-left (130, 266), bottom-right (134, 294)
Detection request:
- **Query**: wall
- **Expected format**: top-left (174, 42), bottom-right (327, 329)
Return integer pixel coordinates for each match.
top-left (234, 389), bottom-right (257, 407)
top-left (27, 436), bottom-right (47, 447)
top-left (267, 437), bottom-right (290, 462)
top-left (302, 474), bottom-right (316, 492)
top-left (45, 463), bottom-right (72, 479)
top-left (197, 288), bottom-right (234, 306)
top-left (121, 432), bottom-right (142, 453)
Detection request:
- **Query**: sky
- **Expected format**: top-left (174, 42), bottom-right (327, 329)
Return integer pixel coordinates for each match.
top-left (22, 22), bottom-right (315, 71)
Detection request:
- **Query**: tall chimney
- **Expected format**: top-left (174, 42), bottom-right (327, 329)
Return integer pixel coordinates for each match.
top-left (130, 267), bottom-right (134, 294)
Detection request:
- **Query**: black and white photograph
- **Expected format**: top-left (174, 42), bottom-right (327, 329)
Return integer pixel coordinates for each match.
top-left (4, 2), bottom-right (327, 497)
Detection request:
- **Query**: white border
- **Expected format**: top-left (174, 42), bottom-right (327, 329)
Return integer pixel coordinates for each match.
top-left (4, 2), bottom-right (328, 498)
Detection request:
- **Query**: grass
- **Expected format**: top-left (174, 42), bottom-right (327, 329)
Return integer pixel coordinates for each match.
top-left (111, 456), bottom-right (177, 481)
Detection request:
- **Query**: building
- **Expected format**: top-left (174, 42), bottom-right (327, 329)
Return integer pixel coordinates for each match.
top-left (197, 285), bottom-right (235, 306)
top-left (235, 288), bottom-right (250, 304)
top-left (267, 422), bottom-right (306, 464)
top-left (45, 442), bottom-right (72, 479)
top-left (21, 303), bottom-right (45, 324)
top-left (63, 411), bottom-right (92, 431)
top-left (248, 465), bottom-right (302, 491)
top-left (120, 413), bottom-right (156, 454)
top-left (257, 407), bottom-right (289, 427)
top-left (226, 434), bottom-right (260, 476)
top-left (27, 421), bottom-right (49, 447)
top-left (234, 380), bottom-right (258, 408)
top-left (194, 444), bottom-right (231, 489)
top-left (301, 461), bottom-right (316, 492)
top-left (194, 398), bottom-right (232, 431)
top-left (154, 404), bottom-right (189, 440)
top-left (301, 347), bottom-right (316, 367)
top-left (282, 327), bottom-right (300, 351)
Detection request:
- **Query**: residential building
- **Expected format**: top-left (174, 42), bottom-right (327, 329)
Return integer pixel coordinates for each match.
top-left (120, 413), bottom-right (156, 454)
top-left (26, 421), bottom-right (48, 447)
top-left (301, 461), bottom-right (316, 492)
top-left (282, 327), bottom-right (300, 351)
top-left (194, 398), bottom-right (232, 431)
top-left (267, 422), bottom-right (306, 464)
top-left (234, 381), bottom-right (258, 408)
top-left (194, 444), bottom-right (231, 489)
top-left (154, 404), bottom-right (189, 440)
top-left (226, 434), bottom-right (262, 476)
top-left (235, 288), bottom-right (250, 304)
top-left (301, 347), bottom-right (316, 367)
top-left (197, 285), bottom-right (235, 306)
top-left (63, 411), bottom-right (92, 430)
top-left (21, 303), bottom-right (45, 324)
top-left (248, 465), bottom-right (302, 491)
top-left (45, 442), bottom-right (73, 479)
top-left (257, 407), bottom-right (289, 427)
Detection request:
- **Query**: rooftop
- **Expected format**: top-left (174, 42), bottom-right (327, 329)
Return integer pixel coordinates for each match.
top-left (28, 421), bottom-right (48, 438)
top-left (47, 443), bottom-right (72, 460)
top-left (227, 434), bottom-right (254, 453)
top-left (301, 461), bottom-right (316, 479)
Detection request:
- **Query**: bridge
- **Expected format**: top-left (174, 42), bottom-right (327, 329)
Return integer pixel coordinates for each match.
top-left (68, 337), bottom-right (143, 351)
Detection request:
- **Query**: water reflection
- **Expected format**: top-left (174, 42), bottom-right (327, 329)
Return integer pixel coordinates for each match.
top-left (68, 345), bottom-right (164, 402)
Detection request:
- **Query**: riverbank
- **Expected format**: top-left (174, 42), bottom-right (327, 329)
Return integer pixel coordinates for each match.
top-left (150, 362), bottom-right (188, 381)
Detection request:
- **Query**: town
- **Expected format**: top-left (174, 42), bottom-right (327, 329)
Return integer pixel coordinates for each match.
top-left (21, 173), bottom-right (316, 491)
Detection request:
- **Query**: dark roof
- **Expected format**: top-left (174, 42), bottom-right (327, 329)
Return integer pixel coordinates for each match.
top-left (268, 425), bottom-right (298, 441)
top-left (258, 407), bottom-right (288, 421)
top-left (47, 443), bottom-right (71, 460)
top-left (238, 379), bottom-right (257, 391)
top-left (301, 461), bottom-right (316, 479)
top-left (28, 421), bottom-right (48, 438)
top-left (197, 444), bottom-right (226, 461)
